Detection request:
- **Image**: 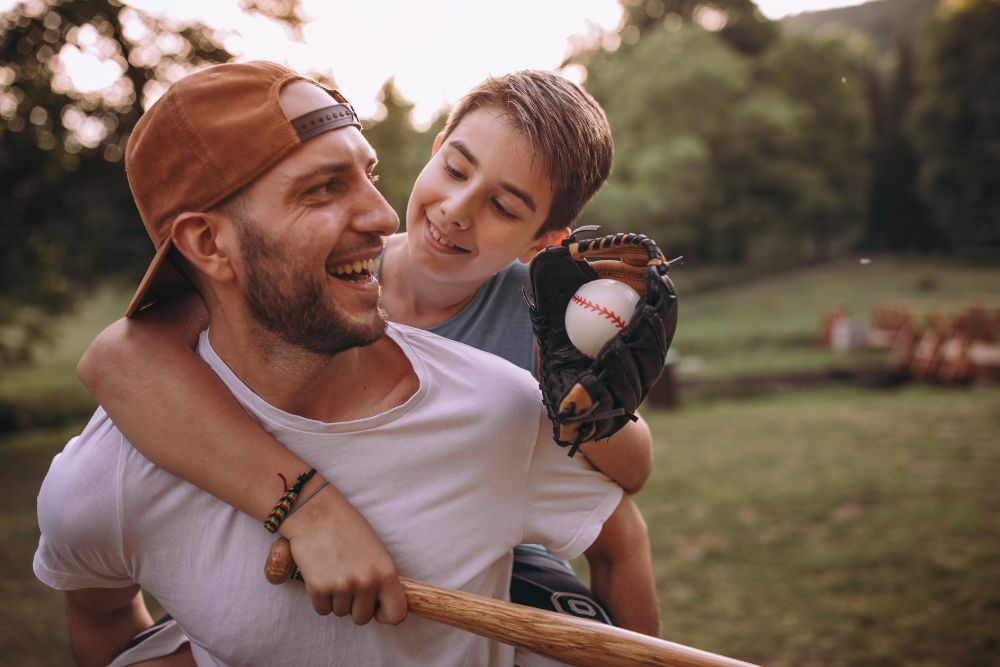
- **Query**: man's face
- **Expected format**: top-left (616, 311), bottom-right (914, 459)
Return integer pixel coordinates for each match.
top-left (404, 108), bottom-right (561, 287)
top-left (226, 82), bottom-right (399, 355)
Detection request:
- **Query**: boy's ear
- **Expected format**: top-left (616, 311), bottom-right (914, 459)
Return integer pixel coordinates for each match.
top-left (519, 227), bottom-right (570, 264)
top-left (431, 130), bottom-right (446, 155)
top-left (170, 212), bottom-right (238, 285)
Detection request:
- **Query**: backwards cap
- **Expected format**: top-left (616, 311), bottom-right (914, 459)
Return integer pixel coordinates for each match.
top-left (124, 60), bottom-right (361, 317)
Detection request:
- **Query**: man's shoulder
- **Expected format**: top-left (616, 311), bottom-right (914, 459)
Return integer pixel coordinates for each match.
top-left (389, 322), bottom-right (542, 412)
top-left (391, 323), bottom-right (534, 379)
top-left (36, 409), bottom-right (125, 554)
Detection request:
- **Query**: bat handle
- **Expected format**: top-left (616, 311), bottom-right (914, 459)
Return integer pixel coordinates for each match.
top-left (265, 537), bottom-right (297, 584)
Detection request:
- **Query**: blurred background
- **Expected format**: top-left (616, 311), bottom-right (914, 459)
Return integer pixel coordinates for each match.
top-left (2, 0), bottom-right (998, 665)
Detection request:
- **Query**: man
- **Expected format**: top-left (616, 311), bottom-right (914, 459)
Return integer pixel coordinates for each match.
top-left (34, 62), bottom-right (656, 666)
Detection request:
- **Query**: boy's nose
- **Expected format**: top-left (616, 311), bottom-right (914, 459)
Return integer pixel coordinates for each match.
top-left (440, 193), bottom-right (473, 230)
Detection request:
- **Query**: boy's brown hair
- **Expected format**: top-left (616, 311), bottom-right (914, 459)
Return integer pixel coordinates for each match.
top-left (440, 70), bottom-right (613, 237)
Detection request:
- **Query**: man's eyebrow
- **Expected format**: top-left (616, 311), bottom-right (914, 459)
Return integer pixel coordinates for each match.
top-left (285, 156), bottom-right (378, 192)
top-left (285, 162), bottom-right (350, 190)
top-left (448, 140), bottom-right (536, 212)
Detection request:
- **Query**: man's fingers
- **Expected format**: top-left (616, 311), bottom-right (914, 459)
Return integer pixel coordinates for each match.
top-left (374, 580), bottom-right (408, 625)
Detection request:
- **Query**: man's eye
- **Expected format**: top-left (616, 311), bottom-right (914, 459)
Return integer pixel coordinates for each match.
top-left (307, 180), bottom-right (340, 196)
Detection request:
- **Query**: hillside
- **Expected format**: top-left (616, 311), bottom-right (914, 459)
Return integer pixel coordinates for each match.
top-left (781, 0), bottom-right (940, 57)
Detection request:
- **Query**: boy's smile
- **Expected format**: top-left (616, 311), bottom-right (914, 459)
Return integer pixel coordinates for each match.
top-left (405, 108), bottom-right (559, 285)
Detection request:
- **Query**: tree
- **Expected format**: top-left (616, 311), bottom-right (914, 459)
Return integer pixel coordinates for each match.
top-left (362, 80), bottom-right (439, 226)
top-left (619, 0), bottom-right (779, 55)
top-left (863, 38), bottom-right (938, 251)
top-left (576, 22), bottom-right (869, 265)
top-left (910, 0), bottom-right (1000, 257)
top-left (0, 0), bottom-right (300, 366)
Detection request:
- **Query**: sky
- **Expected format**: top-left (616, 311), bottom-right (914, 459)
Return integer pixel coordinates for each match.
top-left (12, 0), bottom-right (868, 127)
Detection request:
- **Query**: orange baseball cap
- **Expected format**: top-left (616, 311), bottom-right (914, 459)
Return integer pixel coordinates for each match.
top-left (124, 60), bottom-right (361, 317)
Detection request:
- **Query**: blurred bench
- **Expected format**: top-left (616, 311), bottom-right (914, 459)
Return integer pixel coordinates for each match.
top-left (820, 303), bottom-right (1000, 384)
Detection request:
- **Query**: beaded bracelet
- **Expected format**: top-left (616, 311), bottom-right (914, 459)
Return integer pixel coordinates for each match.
top-left (264, 468), bottom-right (317, 533)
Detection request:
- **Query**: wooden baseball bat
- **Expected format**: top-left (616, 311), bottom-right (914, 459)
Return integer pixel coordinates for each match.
top-left (265, 538), bottom-right (759, 667)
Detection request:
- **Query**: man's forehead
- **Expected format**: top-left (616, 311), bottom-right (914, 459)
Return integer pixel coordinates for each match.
top-left (265, 126), bottom-right (376, 186)
top-left (279, 80), bottom-right (336, 121)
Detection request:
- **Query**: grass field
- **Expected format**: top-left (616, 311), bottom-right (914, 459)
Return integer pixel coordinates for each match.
top-left (640, 386), bottom-right (1000, 666)
top-left (673, 257), bottom-right (1000, 379)
top-left (4, 258), bottom-right (999, 665)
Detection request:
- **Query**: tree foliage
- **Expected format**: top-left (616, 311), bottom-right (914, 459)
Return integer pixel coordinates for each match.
top-left (577, 16), bottom-right (870, 265)
top-left (362, 80), bottom-right (439, 227)
top-left (863, 38), bottom-right (937, 251)
top-left (0, 0), bottom-right (299, 366)
top-left (620, 0), bottom-right (779, 55)
top-left (910, 0), bottom-right (1000, 257)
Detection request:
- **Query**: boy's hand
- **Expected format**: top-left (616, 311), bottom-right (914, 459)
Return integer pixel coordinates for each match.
top-left (527, 228), bottom-right (678, 456)
top-left (279, 485), bottom-right (407, 625)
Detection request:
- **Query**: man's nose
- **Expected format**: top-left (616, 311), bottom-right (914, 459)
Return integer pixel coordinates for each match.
top-left (357, 179), bottom-right (400, 236)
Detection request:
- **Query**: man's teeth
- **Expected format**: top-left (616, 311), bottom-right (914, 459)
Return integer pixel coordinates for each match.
top-left (329, 258), bottom-right (377, 275)
top-left (428, 225), bottom-right (456, 248)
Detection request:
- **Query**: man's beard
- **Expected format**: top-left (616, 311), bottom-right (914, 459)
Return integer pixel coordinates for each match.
top-left (236, 221), bottom-right (387, 356)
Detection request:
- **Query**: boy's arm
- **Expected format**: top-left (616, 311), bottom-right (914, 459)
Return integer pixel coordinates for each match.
top-left (578, 412), bottom-right (654, 494)
top-left (77, 295), bottom-right (406, 624)
top-left (584, 495), bottom-right (660, 637)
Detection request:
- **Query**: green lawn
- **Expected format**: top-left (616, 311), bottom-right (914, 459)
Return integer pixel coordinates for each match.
top-left (640, 385), bottom-right (1000, 666)
top-left (0, 288), bottom-right (128, 431)
top-left (673, 257), bottom-right (1000, 379)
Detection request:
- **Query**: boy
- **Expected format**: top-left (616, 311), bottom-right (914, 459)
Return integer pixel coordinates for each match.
top-left (78, 70), bottom-right (657, 636)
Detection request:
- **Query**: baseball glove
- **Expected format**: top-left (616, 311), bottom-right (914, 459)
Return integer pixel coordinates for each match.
top-left (526, 226), bottom-right (678, 456)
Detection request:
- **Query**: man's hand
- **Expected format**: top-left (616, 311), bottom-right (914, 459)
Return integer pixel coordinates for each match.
top-left (280, 484), bottom-right (407, 625)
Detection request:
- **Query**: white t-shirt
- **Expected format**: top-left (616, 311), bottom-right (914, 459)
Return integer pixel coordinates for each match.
top-left (34, 324), bottom-right (622, 667)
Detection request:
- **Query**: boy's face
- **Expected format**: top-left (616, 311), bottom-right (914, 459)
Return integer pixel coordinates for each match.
top-left (404, 108), bottom-right (565, 287)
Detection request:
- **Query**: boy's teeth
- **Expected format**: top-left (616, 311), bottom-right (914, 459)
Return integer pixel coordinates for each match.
top-left (429, 225), bottom-right (454, 248)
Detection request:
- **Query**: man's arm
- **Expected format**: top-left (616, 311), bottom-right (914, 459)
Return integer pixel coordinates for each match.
top-left (584, 495), bottom-right (660, 636)
top-left (64, 586), bottom-right (154, 667)
top-left (579, 412), bottom-right (654, 494)
top-left (77, 295), bottom-right (406, 625)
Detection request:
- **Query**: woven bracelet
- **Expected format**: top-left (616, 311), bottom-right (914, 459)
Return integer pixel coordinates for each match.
top-left (284, 480), bottom-right (330, 521)
top-left (264, 468), bottom-right (317, 533)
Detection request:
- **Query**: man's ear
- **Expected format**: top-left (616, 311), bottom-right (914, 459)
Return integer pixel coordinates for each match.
top-left (170, 211), bottom-right (237, 284)
top-left (431, 130), bottom-right (446, 156)
top-left (519, 227), bottom-right (570, 264)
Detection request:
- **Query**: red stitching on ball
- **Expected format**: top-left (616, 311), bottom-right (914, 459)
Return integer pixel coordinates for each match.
top-left (571, 294), bottom-right (627, 329)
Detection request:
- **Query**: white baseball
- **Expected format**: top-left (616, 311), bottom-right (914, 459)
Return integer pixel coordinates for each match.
top-left (565, 279), bottom-right (641, 358)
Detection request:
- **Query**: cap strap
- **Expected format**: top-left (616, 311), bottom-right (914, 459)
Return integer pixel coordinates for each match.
top-left (291, 104), bottom-right (361, 141)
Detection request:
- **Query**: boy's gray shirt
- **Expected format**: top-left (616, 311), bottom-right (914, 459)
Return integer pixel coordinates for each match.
top-left (429, 261), bottom-right (535, 373)
top-left (378, 257), bottom-right (535, 373)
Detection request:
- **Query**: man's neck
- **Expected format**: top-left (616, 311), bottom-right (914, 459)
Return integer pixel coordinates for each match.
top-left (206, 312), bottom-right (415, 423)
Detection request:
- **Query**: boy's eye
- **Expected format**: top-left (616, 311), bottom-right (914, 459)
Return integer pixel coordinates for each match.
top-left (492, 199), bottom-right (516, 220)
